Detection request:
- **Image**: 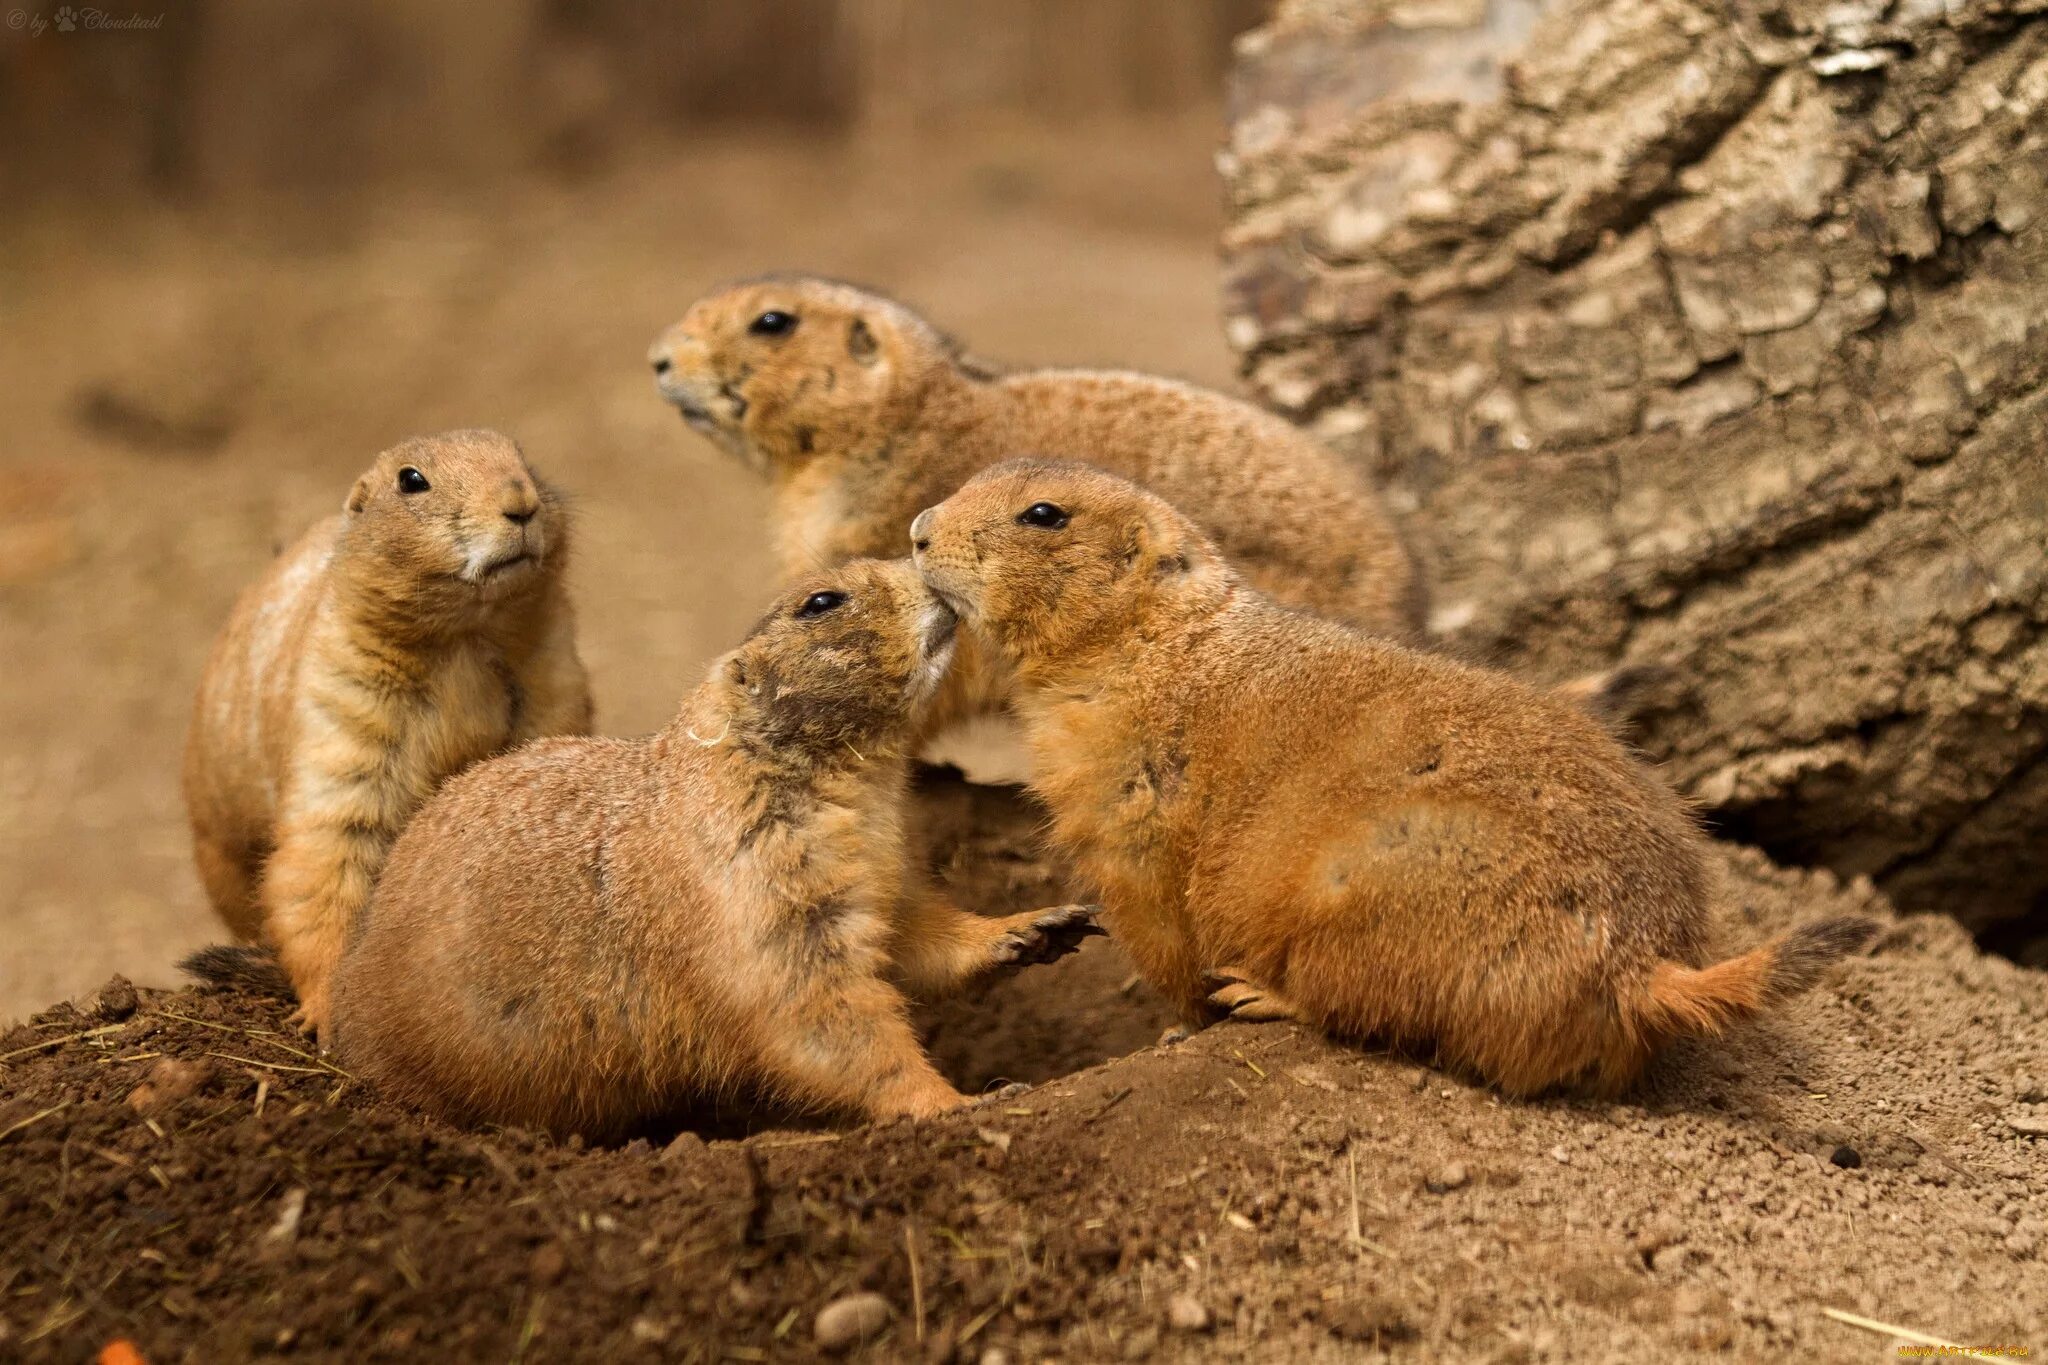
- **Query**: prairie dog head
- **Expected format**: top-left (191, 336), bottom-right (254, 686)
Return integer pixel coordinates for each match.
top-left (647, 276), bottom-right (964, 475)
top-left (909, 460), bottom-right (1229, 674)
top-left (706, 557), bottom-right (957, 757)
top-left (341, 429), bottom-right (564, 609)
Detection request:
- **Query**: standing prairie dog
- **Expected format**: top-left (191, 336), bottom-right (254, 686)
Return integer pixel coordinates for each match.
top-left (331, 559), bottom-right (1102, 1138)
top-left (910, 461), bottom-right (1875, 1096)
top-left (648, 276), bottom-right (1424, 775)
top-left (183, 430), bottom-right (593, 1037)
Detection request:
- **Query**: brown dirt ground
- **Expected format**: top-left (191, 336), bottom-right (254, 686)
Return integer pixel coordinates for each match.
top-left (3, 785), bottom-right (2045, 1363)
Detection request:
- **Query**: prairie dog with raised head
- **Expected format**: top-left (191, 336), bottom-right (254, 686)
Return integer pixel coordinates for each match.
top-left (648, 275), bottom-right (1424, 776)
top-left (331, 558), bottom-right (1101, 1138)
top-left (183, 429), bottom-right (592, 1036)
top-left (909, 460), bottom-right (1874, 1096)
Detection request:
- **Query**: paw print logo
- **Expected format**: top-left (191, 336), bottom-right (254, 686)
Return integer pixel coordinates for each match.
top-left (54, 5), bottom-right (77, 30)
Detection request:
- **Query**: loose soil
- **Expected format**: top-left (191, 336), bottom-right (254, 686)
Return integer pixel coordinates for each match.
top-left (2, 781), bottom-right (2044, 1363)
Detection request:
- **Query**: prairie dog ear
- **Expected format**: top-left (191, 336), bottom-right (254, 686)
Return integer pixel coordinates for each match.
top-left (1136, 504), bottom-right (1207, 580)
top-left (345, 474), bottom-right (373, 514)
top-left (847, 316), bottom-right (880, 365)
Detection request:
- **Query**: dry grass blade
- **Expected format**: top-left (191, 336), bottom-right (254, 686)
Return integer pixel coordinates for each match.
top-left (0, 1025), bottom-right (125, 1064)
top-left (153, 1011), bottom-right (331, 1064)
top-left (1085, 1086), bottom-right (1132, 1123)
top-left (0, 1099), bottom-right (73, 1144)
top-left (906, 1223), bottom-right (926, 1342)
top-left (1346, 1146), bottom-right (1363, 1248)
top-left (752, 1132), bottom-right (843, 1150)
top-left (202, 1049), bottom-right (340, 1076)
top-left (1819, 1307), bottom-right (2007, 1361)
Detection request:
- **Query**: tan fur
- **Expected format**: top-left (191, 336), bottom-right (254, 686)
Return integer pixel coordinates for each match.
top-left (649, 275), bottom-right (1424, 742)
top-left (910, 461), bottom-right (1876, 1097)
top-left (182, 430), bottom-right (593, 1037)
top-left (329, 559), bottom-right (1100, 1138)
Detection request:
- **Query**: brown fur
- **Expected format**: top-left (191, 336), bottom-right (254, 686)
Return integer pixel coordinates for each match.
top-left (329, 559), bottom-right (1101, 1138)
top-left (182, 430), bottom-right (593, 1037)
top-left (910, 461), bottom-right (1876, 1097)
top-left (649, 275), bottom-right (1424, 741)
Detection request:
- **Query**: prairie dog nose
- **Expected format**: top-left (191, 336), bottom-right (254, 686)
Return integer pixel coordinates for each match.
top-left (502, 480), bottom-right (540, 524)
top-left (648, 329), bottom-right (680, 377)
top-left (910, 507), bottom-right (935, 552)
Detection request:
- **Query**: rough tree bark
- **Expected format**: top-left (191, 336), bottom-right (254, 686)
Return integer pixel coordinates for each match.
top-left (1220, 0), bottom-right (2048, 939)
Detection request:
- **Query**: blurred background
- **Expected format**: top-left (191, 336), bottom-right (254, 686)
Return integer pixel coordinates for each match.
top-left (0, 0), bottom-right (1268, 1021)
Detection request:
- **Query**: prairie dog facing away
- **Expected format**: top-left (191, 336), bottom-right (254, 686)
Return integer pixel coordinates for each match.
top-left (330, 558), bottom-right (1102, 1139)
top-left (648, 275), bottom-right (1424, 776)
top-left (909, 461), bottom-right (1875, 1097)
top-left (183, 430), bottom-right (592, 1037)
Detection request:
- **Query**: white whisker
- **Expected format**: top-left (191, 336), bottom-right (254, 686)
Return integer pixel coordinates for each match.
top-left (686, 718), bottom-right (731, 747)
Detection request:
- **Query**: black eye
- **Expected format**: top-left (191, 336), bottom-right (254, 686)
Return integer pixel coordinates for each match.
top-left (1017, 501), bottom-right (1068, 530)
top-left (795, 590), bottom-right (845, 619)
top-left (397, 466), bottom-right (430, 495)
top-left (749, 310), bottom-right (797, 337)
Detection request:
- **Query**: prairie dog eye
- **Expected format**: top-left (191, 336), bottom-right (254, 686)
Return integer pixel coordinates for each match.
top-left (1017, 501), bottom-right (1068, 530)
top-left (749, 310), bottom-right (798, 337)
top-left (796, 590), bottom-right (846, 619)
top-left (397, 466), bottom-right (431, 495)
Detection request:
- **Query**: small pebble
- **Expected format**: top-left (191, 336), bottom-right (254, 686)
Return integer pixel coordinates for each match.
top-left (1633, 1218), bottom-right (1684, 1257)
top-left (661, 1130), bottom-right (709, 1162)
top-left (257, 1188), bottom-right (308, 1258)
top-left (127, 1057), bottom-right (211, 1111)
top-left (89, 975), bottom-right (138, 1021)
top-left (1424, 1162), bottom-right (1471, 1194)
top-left (1829, 1145), bottom-right (1863, 1169)
top-left (815, 1292), bottom-right (891, 1352)
top-left (1650, 1244), bottom-right (1690, 1274)
top-left (1166, 1292), bottom-right (1212, 1333)
top-left (978, 1351), bottom-right (1013, 1365)
top-left (527, 1242), bottom-right (567, 1285)
top-left (1548, 1144), bottom-right (1572, 1165)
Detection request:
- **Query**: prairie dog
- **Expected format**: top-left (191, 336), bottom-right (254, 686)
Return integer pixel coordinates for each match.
top-left (648, 275), bottom-right (1424, 775)
top-left (183, 430), bottom-right (592, 1037)
top-left (909, 461), bottom-right (1875, 1096)
top-left (330, 559), bottom-right (1102, 1138)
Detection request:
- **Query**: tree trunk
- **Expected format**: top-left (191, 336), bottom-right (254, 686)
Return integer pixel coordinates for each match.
top-left (1220, 0), bottom-right (2048, 937)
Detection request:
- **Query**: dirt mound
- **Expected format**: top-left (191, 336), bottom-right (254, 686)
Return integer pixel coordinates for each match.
top-left (3, 785), bottom-right (2042, 1363)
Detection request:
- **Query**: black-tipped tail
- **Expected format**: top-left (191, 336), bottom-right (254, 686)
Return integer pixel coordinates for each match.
top-left (1763, 915), bottom-right (1880, 1001)
top-left (1634, 914), bottom-right (1879, 1044)
top-left (179, 944), bottom-right (296, 1000)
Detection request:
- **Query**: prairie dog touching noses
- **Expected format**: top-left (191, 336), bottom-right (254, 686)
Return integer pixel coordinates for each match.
top-left (649, 275), bottom-right (1424, 776)
top-left (911, 460), bottom-right (1874, 1097)
top-left (331, 558), bottom-right (1101, 1139)
top-left (183, 429), bottom-right (592, 1037)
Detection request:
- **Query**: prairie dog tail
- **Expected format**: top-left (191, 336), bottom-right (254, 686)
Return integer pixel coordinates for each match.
top-left (1632, 916), bottom-right (1878, 1042)
top-left (179, 944), bottom-right (296, 1000)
